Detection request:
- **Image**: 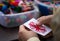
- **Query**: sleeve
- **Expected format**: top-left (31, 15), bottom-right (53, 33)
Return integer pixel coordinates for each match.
top-left (27, 37), bottom-right (40, 41)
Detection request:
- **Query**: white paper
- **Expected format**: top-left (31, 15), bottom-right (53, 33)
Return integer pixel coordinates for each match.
top-left (24, 18), bottom-right (52, 36)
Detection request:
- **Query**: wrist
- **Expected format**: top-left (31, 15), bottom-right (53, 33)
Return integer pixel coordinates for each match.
top-left (27, 37), bottom-right (40, 41)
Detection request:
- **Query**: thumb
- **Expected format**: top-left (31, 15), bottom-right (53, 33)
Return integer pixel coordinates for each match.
top-left (19, 25), bottom-right (27, 32)
top-left (19, 25), bottom-right (31, 32)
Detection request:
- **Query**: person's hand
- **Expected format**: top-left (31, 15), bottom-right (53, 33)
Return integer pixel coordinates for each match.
top-left (19, 25), bottom-right (38, 41)
top-left (37, 15), bottom-right (53, 25)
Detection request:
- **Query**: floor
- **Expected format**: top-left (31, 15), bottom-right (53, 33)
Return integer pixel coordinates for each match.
top-left (0, 25), bottom-right (19, 41)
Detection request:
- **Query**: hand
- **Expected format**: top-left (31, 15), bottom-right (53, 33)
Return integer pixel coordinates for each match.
top-left (19, 25), bottom-right (38, 41)
top-left (37, 15), bottom-right (53, 25)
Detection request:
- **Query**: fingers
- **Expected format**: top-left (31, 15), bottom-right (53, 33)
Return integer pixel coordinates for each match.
top-left (37, 18), bottom-right (42, 25)
top-left (37, 16), bottom-right (47, 25)
top-left (37, 18), bottom-right (40, 21)
top-left (37, 18), bottom-right (39, 21)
